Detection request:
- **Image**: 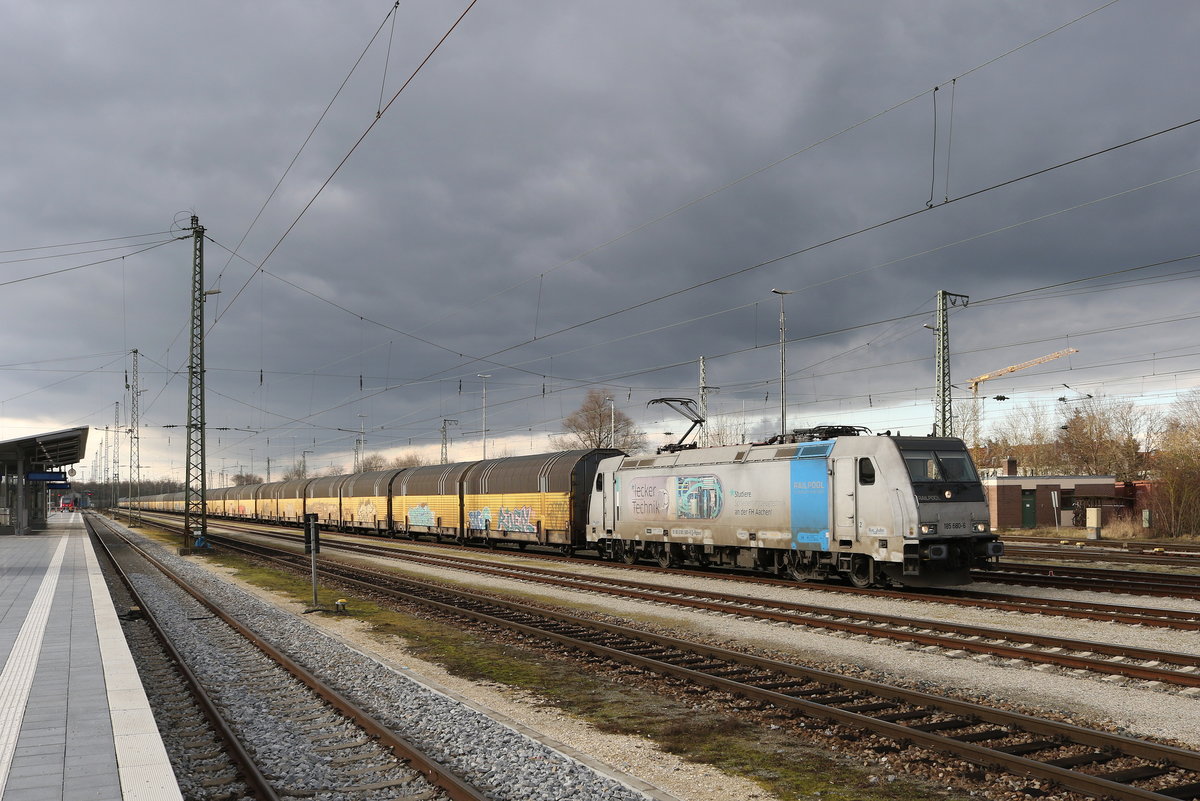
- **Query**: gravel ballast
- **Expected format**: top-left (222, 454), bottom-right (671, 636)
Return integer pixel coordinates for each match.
top-left (113, 524), bottom-right (673, 801)
top-left (324, 545), bottom-right (1200, 747)
top-left (115, 522), bottom-right (1200, 801)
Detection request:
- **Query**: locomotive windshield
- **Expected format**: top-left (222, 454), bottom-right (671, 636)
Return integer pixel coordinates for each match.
top-left (902, 449), bottom-right (979, 483)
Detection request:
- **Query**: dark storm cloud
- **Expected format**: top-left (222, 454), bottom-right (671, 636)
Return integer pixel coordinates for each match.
top-left (2, 0), bottom-right (1199, 478)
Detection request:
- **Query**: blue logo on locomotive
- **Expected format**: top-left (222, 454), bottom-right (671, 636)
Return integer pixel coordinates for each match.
top-left (790, 458), bottom-right (830, 549)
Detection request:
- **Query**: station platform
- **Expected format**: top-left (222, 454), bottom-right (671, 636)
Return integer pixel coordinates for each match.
top-left (0, 512), bottom-right (181, 801)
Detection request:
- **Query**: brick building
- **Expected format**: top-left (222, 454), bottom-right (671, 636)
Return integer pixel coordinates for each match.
top-left (981, 457), bottom-right (1134, 530)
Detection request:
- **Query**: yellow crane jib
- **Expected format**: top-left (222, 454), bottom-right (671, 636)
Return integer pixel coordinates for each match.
top-left (966, 348), bottom-right (1079, 395)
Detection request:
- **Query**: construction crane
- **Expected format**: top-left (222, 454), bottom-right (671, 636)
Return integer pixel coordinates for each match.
top-left (966, 348), bottom-right (1078, 396)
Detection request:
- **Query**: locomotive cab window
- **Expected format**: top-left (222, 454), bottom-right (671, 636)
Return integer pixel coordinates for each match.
top-left (858, 458), bottom-right (875, 485)
top-left (904, 451), bottom-right (940, 481)
top-left (903, 449), bottom-right (978, 483)
top-left (595, 473), bottom-right (604, 492)
top-left (937, 451), bottom-right (977, 481)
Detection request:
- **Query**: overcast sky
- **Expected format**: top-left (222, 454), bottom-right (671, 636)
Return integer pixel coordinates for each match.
top-left (4, 1), bottom-right (1199, 483)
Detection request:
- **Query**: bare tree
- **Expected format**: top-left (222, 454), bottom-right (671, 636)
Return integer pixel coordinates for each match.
top-left (1055, 395), bottom-right (1158, 481)
top-left (702, 410), bottom-right (746, 447)
top-left (389, 451), bottom-right (428, 468)
top-left (954, 399), bottom-right (984, 449)
top-left (1148, 390), bottom-right (1200, 537)
top-left (551, 389), bottom-right (646, 454)
top-left (359, 452), bottom-right (391, 471)
top-left (231, 472), bottom-right (264, 486)
top-left (983, 402), bottom-right (1061, 475)
top-left (281, 462), bottom-right (307, 480)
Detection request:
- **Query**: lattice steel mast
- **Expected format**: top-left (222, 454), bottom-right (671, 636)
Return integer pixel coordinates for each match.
top-left (112, 402), bottom-right (119, 507)
top-left (440, 419), bottom-right (458, 464)
top-left (698, 356), bottom-right (717, 447)
top-left (932, 290), bottom-right (969, 437)
top-left (128, 348), bottom-right (141, 525)
top-left (183, 215), bottom-right (207, 544)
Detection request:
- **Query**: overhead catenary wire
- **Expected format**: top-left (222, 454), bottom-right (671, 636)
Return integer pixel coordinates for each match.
top-left (0, 238), bottom-right (182, 288)
top-left (0, 237), bottom-right (178, 267)
top-left (207, 235), bottom-right (1200, 457)
top-left (425, 0), bottom-right (1124, 327)
top-left (131, 4), bottom-right (1190, 462)
top-left (0, 231), bottom-right (173, 256)
top-left (211, 0), bottom-right (406, 291)
top-left (11, 4), bottom-right (1141, 471)
top-left (159, 3), bottom-right (1142, 455)
top-left (391, 114), bottom-right (1200, 391)
top-left (198, 210), bottom-right (1200, 458)
top-left (210, 0), bottom-right (479, 331)
top-left (207, 131), bottom-right (1200, 414)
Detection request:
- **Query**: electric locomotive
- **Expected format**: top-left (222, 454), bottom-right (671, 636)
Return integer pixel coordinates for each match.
top-left (587, 427), bottom-right (1000, 587)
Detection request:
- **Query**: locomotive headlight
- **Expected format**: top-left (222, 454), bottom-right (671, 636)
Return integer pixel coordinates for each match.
top-left (920, 523), bottom-right (937, 534)
top-left (973, 522), bottom-right (988, 533)
top-left (943, 489), bottom-right (953, 499)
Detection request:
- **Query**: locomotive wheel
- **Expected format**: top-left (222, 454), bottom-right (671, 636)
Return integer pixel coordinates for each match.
top-left (847, 554), bottom-right (875, 588)
top-left (618, 542), bottom-right (638, 564)
top-left (656, 545), bottom-right (678, 569)
top-left (785, 552), bottom-right (819, 582)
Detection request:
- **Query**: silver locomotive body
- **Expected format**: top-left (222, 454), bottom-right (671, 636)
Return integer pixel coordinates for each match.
top-left (586, 432), bottom-right (1000, 587)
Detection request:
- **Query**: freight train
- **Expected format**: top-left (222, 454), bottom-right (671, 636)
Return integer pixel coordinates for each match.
top-left (120, 428), bottom-right (1001, 587)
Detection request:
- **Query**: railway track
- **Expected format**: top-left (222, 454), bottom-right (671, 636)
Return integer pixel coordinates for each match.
top-left (176, 526), bottom-right (1200, 801)
top-left (976, 562), bottom-right (1200, 599)
top-left (90, 520), bottom-right (263, 801)
top-left (86, 513), bottom-right (488, 801)
top-left (1000, 546), bottom-right (1200, 569)
top-left (133, 510), bottom-right (1200, 628)
top-left (191, 523), bottom-right (1200, 690)
top-left (1003, 536), bottom-right (1200, 560)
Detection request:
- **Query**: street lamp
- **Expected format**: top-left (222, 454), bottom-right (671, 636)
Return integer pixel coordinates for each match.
top-left (477, 374), bottom-right (491, 459)
top-left (771, 289), bottom-right (793, 438)
top-left (605, 397), bottom-right (615, 449)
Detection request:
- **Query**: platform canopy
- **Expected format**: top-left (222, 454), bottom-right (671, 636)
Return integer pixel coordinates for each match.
top-left (0, 426), bottom-right (89, 473)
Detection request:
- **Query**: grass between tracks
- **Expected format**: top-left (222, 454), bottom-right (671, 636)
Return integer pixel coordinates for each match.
top-left (136, 524), bottom-right (964, 801)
